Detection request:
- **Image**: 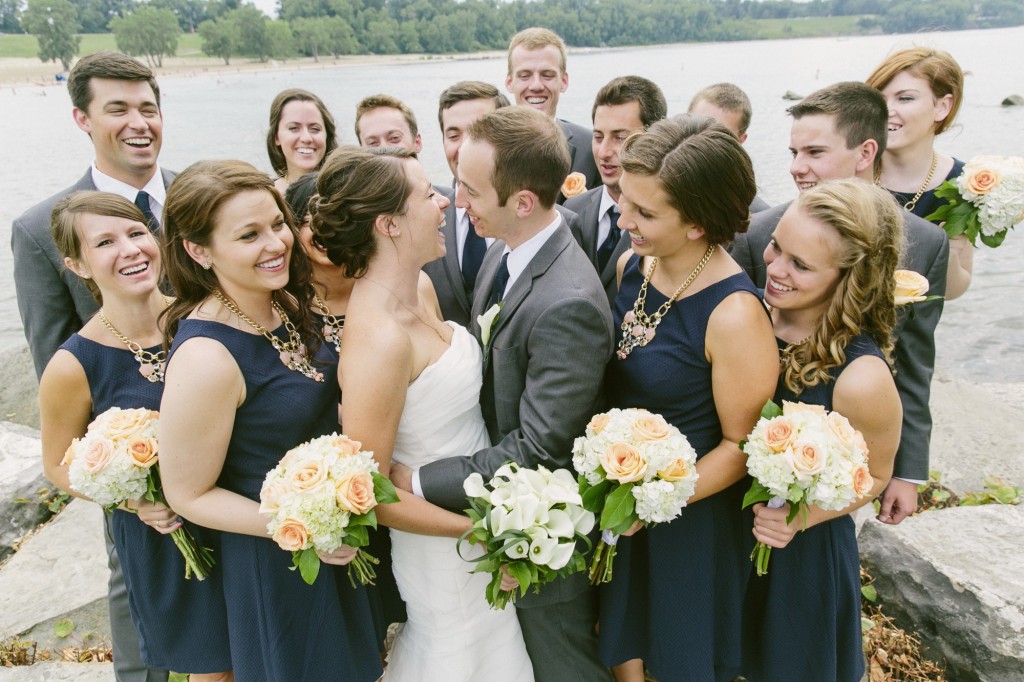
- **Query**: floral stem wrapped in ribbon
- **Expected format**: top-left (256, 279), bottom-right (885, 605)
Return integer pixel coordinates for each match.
top-left (64, 407), bottom-right (214, 580)
top-left (741, 400), bottom-right (873, 576)
top-left (572, 408), bottom-right (699, 584)
top-left (459, 462), bottom-right (595, 610)
top-left (926, 155), bottom-right (1024, 248)
top-left (259, 433), bottom-right (399, 587)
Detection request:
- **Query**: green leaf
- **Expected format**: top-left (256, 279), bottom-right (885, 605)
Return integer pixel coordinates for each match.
top-left (761, 399), bottom-right (782, 420)
top-left (344, 525), bottom-right (369, 547)
top-left (742, 480), bottom-right (772, 509)
top-left (600, 483), bottom-right (636, 532)
top-left (861, 616), bottom-right (876, 633)
top-left (581, 479), bottom-right (612, 513)
top-left (980, 229), bottom-right (1008, 248)
top-left (861, 584), bottom-right (877, 602)
top-left (54, 618), bottom-right (74, 638)
top-left (507, 561), bottom-right (532, 595)
top-left (372, 472), bottom-right (400, 504)
top-left (296, 548), bottom-right (320, 585)
top-left (346, 510), bottom-right (376, 529)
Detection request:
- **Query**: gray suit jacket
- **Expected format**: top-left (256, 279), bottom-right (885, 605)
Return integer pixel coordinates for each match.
top-left (12, 168), bottom-right (176, 378)
top-left (729, 201), bottom-right (949, 481)
top-left (564, 187), bottom-right (631, 308)
top-left (557, 119), bottom-right (600, 203)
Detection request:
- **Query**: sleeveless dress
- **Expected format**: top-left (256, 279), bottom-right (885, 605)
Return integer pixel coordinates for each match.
top-left (888, 157), bottom-right (965, 223)
top-left (382, 322), bottom-right (534, 682)
top-left (167, 319), bottom-right (382, 682)
top-left (59, 334), bottom-right (231, 673)
top-left (742, 335), bottom-right (884, 682)
top-left (599, 256), bottom-right (761, 682)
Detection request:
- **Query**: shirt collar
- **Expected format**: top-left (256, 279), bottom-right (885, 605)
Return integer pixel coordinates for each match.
top-left (91, 162), bottom-right (166, 207)
top-left (599, 185), bottom-right (619, 220)
top-left (503, 214), bottom-right (562, 290)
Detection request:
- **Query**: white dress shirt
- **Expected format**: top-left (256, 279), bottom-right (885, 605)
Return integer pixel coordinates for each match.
top-left (91, 162), bottom-right (166, 226)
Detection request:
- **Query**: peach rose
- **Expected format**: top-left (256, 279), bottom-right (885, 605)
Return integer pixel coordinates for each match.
top-left (332, 436), bottom-right (362, 457)
top-left (763, 416), bottom-right (797, 453)
top-left (588, 413), bottom-right (611, 435)
top-left (894, 270), bottom-right (929, 306)
top-left (259, 478), bottom-right (292, 515)
top-left (104, 409), bottom-right (156, 441)
top-left (632, 414), bottom-right (670, 442)
top-left (789, 441), bottom-right (826, 478)
top-left (963, 165), bottom-right (1001, 196)
top-left (561, 172), bottom-right (587, 198)
top-left (826, 412), bottom-right (857, 453)
top-left (61, 440), bottom-right (79, 466)
top-left (852, 465), bottom-right (874, 497)
top-left (783, 401), bottom-right (826, 416)
top-left (127, 438), bottom-right (158, 468)
top-left (853, 431), bottom-right (869, 456)
top-left (82, 439), bottom-right (114, 474)
top-left (600, 442), bottom-right (648, 483)
top-left (272, 517), bottom-right (310, 552)
top-left (657, 457), bottom-right (691, 483)
top-left (289, 458), bottom-right (329, 492)
top-left (335, 471), bottom-right (376, 515)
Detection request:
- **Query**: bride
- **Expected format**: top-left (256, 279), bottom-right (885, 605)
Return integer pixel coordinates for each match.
top-left (311, 145), bottom-right (534, 681)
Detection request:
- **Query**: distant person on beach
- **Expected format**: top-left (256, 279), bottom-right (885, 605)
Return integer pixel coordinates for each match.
top-left (10, 50), bottom-right (173, 682)
top-left (266, 88), bottom-right (337, 194)
top-left (505, 27), bottom-right (601, 200)
top-left (563, 75), bottom-right (666, 307)
top-left (354, 93), bottom-right (423, 153)
top-left (867, 47), bottom-right (973, 299)
top-left (688, 82), bottom-right (772, 212)
top-left (729, 81), bottom-right (949, 529)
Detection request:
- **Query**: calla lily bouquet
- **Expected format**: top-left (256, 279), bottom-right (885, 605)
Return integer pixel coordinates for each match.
top-left (459, 462), bottom-right (595, 610)
top-left (927, 155), bottom-right (1024, 247)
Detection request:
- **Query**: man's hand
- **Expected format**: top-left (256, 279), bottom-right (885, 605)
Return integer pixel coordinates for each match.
top-left (877, 478), bottom-right (919, 525)
top-left (390, 461), bottom-right (413, 493)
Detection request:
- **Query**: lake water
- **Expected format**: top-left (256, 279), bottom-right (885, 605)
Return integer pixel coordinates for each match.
top-left (1, 27), bottom-right (1022, 382)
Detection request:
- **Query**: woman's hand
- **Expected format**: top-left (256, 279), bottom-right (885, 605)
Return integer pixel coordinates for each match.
top-left (751, 502), bottom-right (799, 549)
top-left (317, 545), bottom-right (358, 566)
top-left (131, 499), bottom-right (182, 535)
top-left (499, 564), bottom-right (518, 592)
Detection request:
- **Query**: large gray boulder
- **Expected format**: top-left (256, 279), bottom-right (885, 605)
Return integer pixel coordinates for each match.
top-left (0, 345), bottom-right (41, 429)
top-left (0, 421), bottom-right (58, 560)
top-left (0, 662), bottom-right (113, 681)
top-left (859, 505), bottom-right (1024, 681)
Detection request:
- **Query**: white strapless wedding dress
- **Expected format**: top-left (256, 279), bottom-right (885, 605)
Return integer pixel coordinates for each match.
top-left (383, 323), bottom-right (534, 682)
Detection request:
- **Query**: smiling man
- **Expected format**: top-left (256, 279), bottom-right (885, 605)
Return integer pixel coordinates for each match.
top-left (10, 51), bottom-right (174, 682)
top-left (354, 93), bottom-right (422, 153)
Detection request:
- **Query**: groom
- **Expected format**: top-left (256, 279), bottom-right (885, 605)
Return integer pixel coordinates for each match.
top-left (394, 106), bottom-right (614, 682)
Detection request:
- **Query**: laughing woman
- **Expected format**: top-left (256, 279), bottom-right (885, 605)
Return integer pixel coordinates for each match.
top-left (158, 161), bottom-right (381, 682)
top-left (39, 191), bottom-right (231, 681)
top-left (268, 89), bottom-right (338, 194)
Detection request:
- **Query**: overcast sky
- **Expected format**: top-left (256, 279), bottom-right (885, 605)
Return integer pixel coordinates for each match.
top-left (249, 0), bottom-right (277, 18)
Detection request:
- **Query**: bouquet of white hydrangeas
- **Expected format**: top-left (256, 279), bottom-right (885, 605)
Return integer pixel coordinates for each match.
top-left (460, 462), bottom-right (595, 610)
top-left (742, 400), bottom-right (874, 576)
top-left (572, 408), bottom-right (699, 584)
top-left (65, 407), bottom-right (214, 580)
top-left (259, 433), bottom-right (399, 587)
top-left (927, 154), bottom-right (1024, 247)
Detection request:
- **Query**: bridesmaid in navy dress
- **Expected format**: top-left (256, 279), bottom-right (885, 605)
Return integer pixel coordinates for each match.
top-left (157, 161), bottom-right (381, 682)
top-left (743, 179), bottom-right (904, 681)
top-left (39, 191), bottom-right (231, 680)
top-left (598, 115), bottom-right (778, 682)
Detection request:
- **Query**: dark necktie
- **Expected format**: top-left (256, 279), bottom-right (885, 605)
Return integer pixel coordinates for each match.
top-left (134, 191), bottom-right (159, 232)
top-left (597, 208), bottom-right (620, 271)
top-left (461, 218), bottom-right (486, 290)
top-left (486, 252), bottom-right (511, 309)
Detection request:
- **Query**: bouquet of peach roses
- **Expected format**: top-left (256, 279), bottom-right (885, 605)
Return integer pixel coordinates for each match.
top-left (64, 407), bottom-right (214, 580)
top-left (572, 408), bottom-right (699, 584)
top-left (259, 433), bottom-right (399, 587)
top-left (741, 400), bottom-right (873, 576)
top-left (927, 154), bottom-right (1024, 247)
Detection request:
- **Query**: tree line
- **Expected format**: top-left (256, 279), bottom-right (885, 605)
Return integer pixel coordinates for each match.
top-left (10, 0), bottom-right (1024, 72)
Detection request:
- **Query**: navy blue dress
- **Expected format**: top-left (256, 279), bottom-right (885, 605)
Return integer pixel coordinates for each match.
top-left (599, 256), bottom-right (761, 681)
top-left (888, 157), bottom-right (965, 223)
top-left (167, 319), bottom-right (382, 682)
top-left (741, 335), bottom-right (884, 682)
top-left (60, 334), bottom-right (231, 673)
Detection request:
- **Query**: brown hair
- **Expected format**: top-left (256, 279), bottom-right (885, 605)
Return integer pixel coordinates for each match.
top-left (466, 106), bottom-right (569, 210)
top-left (266, 88), bottom-right (338, 178)
top-left (619, 113), bottom-right (755, 244)
top-left (437, 81), bottom-right (510, 130)
top-left (68, 51), bottom-right (160, 113)
top-left (788, 82), bottom-right (888, 177)
top-left (507, 27), bottom-right (567, 74)
top-left (688, 82), bottom-right (753, 137)
top-left (312, 146), bottom-right (416, 278)
top-left (51, 191), bottom-right (149, 304)
top-left (159, 160), bottom-right (315, 350)
top-left (865, 47), bottom-right (964, 135)
top-left (354, 94), bottom-right (419, 142)
top-left (592, 76), bottom-right (667, 129)
top-left (782, 178), bottom-right (901, 393)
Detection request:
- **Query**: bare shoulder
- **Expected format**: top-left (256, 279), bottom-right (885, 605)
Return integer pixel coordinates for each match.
top-left (834, 354), bottom-right (900, 409)
top-left (39, 349), bottom-right (88, 400)
top-left (164, 336), bottom-right (243, 395)
top-left (707, 287), bottom-right (770, 336)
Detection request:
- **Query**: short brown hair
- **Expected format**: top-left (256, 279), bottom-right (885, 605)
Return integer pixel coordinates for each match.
top-left (507, 27), bottom-right (567, 74)
top-left (788, 82), bottom-right (887, 177)
top-left (620, 114), bottom-right (755, 245)
top-left (467, 107), bottom-right (569, 210)
top-left (437, 81), bottom-right (510, 130)
top-left (865, 47), bottom-right (964, 135)
top-left (688, 82), bottom-right (752, 137)
top-left (354, 94), bottom-right (419, 142)
top-left (68, 51), bottom-right (160, 113)
top-left (266, 88), bottom-right (338, 178)
top-left (51, 191), bottom-right (149, 303)
top-left (592, 76), bottom-right (667, 129)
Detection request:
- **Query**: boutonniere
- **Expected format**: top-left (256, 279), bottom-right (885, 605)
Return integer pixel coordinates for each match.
top-left (561, 172), bottom-right (587, 199)
top-left (478, 303), bottom-right (503, 348)
top-left (893, 270), bottom-right (942, 306)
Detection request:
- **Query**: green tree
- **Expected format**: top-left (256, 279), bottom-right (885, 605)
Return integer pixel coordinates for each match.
top-left (150, 0), bottom-right (209, 32)
top-left (292, 16), bottom-right (330, 60)
top-left (23, 0), bottom-right (81, 71)
top-left (77, 0), bottom-right (136, 33)
top-left (265, 19), bottom-right (294, 60)
top-left (226, 5), bottom-right (270, 60)
top-left (198, 16), bottom-right (238, 64)
top-left (110, 7), bottom-right (181, 68)
top-left (0, 0), bottom-right (22, 33)
top-left (323, 15), bottom-right (358, 56)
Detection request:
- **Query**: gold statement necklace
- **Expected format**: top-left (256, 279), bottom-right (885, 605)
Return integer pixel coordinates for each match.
top-left (900, 151), bottom-right (938, 212)
top-left (98, 305), bottom-right (168, 383)
top-left (616, 243), bottom-right (716, 360)
top-left (766, 304), bottom-right (813, 368)
top-left (213, 289), bottom-right (324, 382)
top-left (313, 293), bottom-right (344, 354)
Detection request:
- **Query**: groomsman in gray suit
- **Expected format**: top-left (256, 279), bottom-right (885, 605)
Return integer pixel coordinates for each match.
top-left (506, 27), bottom-right (601, 201)
top-left (10, 51), bottom-right (171, 682)
top-left (729, 82), bottom-right (948, 528)
top-left (564, 76), bottom-right (667, 307)
top-left (395, 107), bottom-right (614, 682)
